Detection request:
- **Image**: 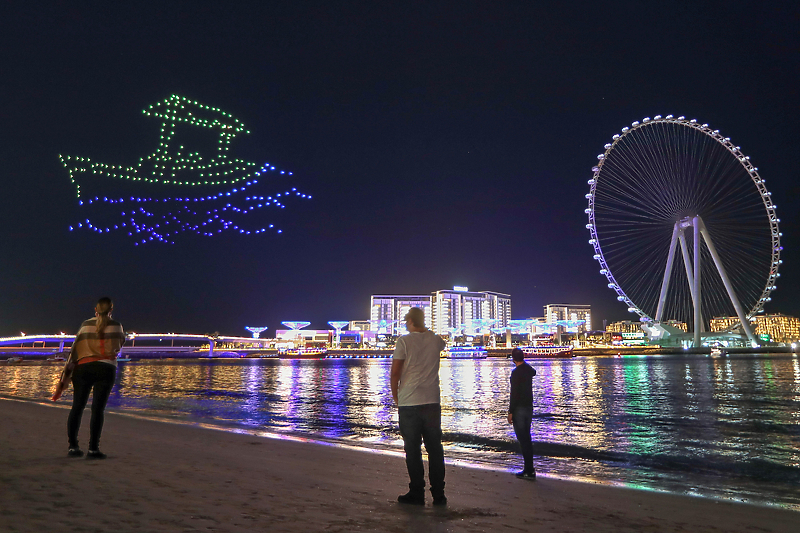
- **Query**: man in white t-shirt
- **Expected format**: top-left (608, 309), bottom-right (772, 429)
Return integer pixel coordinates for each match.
top-left (391, 307), bottom-right (447, 506)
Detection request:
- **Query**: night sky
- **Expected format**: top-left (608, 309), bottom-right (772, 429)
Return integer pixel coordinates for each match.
top-left (1, 2), bottom-right (798, 336)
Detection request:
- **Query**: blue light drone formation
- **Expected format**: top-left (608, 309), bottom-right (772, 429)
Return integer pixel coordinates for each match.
top-left (60, 95), bottom-right (312, 244)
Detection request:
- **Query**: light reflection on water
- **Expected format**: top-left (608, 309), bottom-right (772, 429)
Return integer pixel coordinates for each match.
top-left (1, 354), bottom-right (799, 509)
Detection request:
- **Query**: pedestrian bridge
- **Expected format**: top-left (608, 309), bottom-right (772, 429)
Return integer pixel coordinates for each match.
top-left (0, 333), bottom-right (268, 356)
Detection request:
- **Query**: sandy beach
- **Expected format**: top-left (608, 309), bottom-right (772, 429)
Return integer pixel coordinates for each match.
top-left (0, 398), bottom-right (796, 533)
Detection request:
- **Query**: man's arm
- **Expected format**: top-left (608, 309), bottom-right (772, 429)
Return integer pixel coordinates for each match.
top-left (391, 359), bottom-right (404, 405)
top-left (508, 369), bottom-right (518, 423)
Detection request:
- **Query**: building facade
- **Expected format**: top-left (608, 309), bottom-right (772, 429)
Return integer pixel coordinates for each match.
top-left (369, 287), bottom-right (511, 336)
top-left (544, 304), bottom-right (592, 334)
top-left (710, 314), bottom-right (800, 343)
top-left (607, 319), bottom-right (687, 334)
top-left (430, 288), bottom-right (511, 336)
top-left (370, 295), bottom-right (432, 334)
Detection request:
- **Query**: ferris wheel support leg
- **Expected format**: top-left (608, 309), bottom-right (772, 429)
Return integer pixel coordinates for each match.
top-left (678, 230), bottom-right (696, 302)
top-left (656, 223), bottom-right (681, 322)
top-left (693, 217), bottom-right (703, 347)
top-left (697, 218), bottom-right (758, 345)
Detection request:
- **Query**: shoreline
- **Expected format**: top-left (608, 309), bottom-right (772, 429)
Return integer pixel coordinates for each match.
top-left (2, 397), bottom-right (797, 532)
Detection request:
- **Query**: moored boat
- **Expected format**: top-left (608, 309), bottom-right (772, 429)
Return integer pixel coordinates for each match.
top-left (442, 346), bottom-right (488, 359)
top-left (279, 347), bottom-right (328, 359)
top-left (520, 345), bottom-right (575, 358)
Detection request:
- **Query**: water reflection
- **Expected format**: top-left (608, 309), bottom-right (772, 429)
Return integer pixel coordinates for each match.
top-left (1, 354), bottom-right (799, 508)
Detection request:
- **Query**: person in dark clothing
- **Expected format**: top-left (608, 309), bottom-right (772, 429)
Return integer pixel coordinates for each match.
top-left (508, 347), bottom-right (536, 478)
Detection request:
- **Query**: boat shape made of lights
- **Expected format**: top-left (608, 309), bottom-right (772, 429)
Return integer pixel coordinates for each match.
top-left (60, 94), bottom-right (311, 244)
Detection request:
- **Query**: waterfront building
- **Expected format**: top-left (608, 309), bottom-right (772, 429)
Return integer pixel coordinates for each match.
top-left (275, 329), bottom-right (332, 347)
top-left (607, 319), bottom-right (686, 334)
top-left (663, 320), bottom-right (688, 332)
top-left (430, 287), bottom-right (511, 336)
top-left (348, 320), bottom-right (371, 331)
top-left (370, 295), bottom-right (432, 334)
top-left (544, 304), bottom-right (591, 337)
top-left (710, 314), bottom-right (800, 343)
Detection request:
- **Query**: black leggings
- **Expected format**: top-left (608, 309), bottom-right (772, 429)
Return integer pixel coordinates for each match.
top-left (67, 362), bottom-right (116, 450)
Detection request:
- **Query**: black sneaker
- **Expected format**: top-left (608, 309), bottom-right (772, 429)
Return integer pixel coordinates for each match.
top-left (397, 492), bottom-right (425, 505)
top-left (86, 449), bottom-right (107, 460)
top-left (67, 447), bottom-right (84, 458)
top-left (515, 470), bottom-right (536, 479)
top-left (432, 494), bottom-right (448, 506)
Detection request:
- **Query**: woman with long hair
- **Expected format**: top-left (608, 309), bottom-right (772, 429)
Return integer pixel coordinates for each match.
top-left (65, 297), bottom-right (125, 458)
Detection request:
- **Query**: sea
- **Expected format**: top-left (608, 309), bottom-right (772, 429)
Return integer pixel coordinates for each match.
top-left (1, 353), bottom-right (798, 510)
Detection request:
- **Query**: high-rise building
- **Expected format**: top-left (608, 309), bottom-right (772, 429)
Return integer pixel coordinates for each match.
top-left (370, 295), bottom-right (432, 334)
top-left (430, 287), bottom-right (511, 335)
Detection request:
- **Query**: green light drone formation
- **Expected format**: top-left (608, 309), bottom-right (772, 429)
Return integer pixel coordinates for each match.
top-left (60, 94), bottom-right (311, 244)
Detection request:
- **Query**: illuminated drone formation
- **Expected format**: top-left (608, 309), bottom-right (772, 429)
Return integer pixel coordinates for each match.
top-left (60, 95), bottom-right (311, 244)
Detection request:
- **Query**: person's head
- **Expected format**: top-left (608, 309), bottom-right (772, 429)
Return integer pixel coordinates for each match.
top-left (511, 347), bottom-right (525, 363)
top-left (95, 297), bottom-right (113, 333)
top-left (404, 307), bottom-right (426, 332)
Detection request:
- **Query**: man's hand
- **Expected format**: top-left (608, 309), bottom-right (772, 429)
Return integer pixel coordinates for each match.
top-left (391, 359), bottom-right (404, 406)
top-left (507, 412), bottom-right (513, 424)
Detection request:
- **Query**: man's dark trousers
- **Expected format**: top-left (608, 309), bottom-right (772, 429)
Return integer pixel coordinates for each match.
top-left (398, 403), bottom-right (445, 497)
top-left (512, 406), bottom-right (534, 472)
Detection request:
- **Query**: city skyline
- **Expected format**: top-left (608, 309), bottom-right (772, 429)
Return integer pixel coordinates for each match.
top-left (1, 3), bottom-right (797, 336)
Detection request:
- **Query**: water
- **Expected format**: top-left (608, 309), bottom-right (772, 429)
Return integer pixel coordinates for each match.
top-left (2, 354), bottom-right (799, 509)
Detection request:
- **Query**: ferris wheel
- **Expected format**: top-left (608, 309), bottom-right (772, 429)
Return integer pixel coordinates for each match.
top-left (585, 115), bottom-right (781, 346)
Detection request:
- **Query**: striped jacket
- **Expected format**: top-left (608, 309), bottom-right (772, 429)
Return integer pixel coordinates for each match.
top-left (70, 317), bottom-right (125, 366)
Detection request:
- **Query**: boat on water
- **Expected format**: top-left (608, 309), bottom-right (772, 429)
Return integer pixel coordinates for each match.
top-left (442, 346), bottom-right (488, 359)
top-left (520, 345), bottom-right (575, 358)
top-left (710, 346), bottom-right (727, 357)
top-left (278, 348), bottom-right (329, 360)
top-left (116, 355), bottom-right (132, 362)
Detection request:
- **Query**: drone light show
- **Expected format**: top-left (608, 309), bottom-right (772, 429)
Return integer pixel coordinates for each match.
top-left (60, 95), bottom-right (311, 244)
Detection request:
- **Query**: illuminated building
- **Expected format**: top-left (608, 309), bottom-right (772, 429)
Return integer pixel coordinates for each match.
top-left (430, 287), bottom-right (511, 336)
top-left (710, 314), bottom-right (800, 343)
top-left (607, 319), bottom-right (686, 334)
top-left (275, 329), bottom-right (332, 346)
top-left (370, 295), bottom-right (431, 334)
top-left (606, 320), bottom-right (640, 333)
top-left (544, 304), bottom-right (591, 336)
top-left (662, 320), bottom-right (688, 332)
top-left (369, 287), bottom-right (511, 336)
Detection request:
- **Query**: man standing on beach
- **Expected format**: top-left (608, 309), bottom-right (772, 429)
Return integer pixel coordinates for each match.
top-left (391, 307), bottom-right (447, 506)
top-left (508, 347), bottom-right (536, 479)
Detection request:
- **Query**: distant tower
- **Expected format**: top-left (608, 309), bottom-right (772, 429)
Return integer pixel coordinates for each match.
top-left (328, 321), bottom-right (349, 347)
top-left (245, 326), bottom-right (268, 339)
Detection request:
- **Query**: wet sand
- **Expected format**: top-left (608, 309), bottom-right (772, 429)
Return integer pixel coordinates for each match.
top-left (1, 398), bottom-right (796, 532)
